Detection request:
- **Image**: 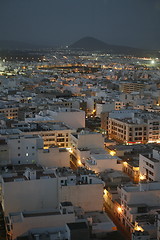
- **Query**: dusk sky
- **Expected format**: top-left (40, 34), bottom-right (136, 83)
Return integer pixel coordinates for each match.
top-left (1, 0), bottom-right (160, 49)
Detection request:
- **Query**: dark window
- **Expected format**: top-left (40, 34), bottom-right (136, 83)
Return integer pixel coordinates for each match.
top-left (137, 206), bottom-right (147, 213)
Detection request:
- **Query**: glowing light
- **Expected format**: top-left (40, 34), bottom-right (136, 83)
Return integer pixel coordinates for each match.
top-left (67, 148), bottom-right (73, 154)
top-left (44, 146), bottom-right (49, 149)
top-left (134, 222), bottom-right (144, 232)
top-left (104, 189), bottom-right (107, 195)
top-left (123, 161), bottom-right (128, 167)
top-left (117, 207), bottom-right (122, 213)
top-left (78, 160), bottom-right (82, 166)
top-left (139, 174), bottom-right (146, 181)
top-left (151, 60), bottom-right (155, 64)
top-left (110, 151), bottom-right (116, 156)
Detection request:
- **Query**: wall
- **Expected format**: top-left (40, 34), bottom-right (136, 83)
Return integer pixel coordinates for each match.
top-left (38, 147), bottom-right (70, 168)
top-left (77, 133), bottom-right (104, 149)
top-left (8, 136), bottom-right (43, 165)
top-left (3, 177), bottom-right (58, 216)
top-left (12, 213), bottom-right (75, 240)
top-left (59, 184), bottom-right (104, 212)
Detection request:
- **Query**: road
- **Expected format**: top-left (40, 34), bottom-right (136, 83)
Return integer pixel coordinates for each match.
top-left (104, 202), bottom-right (131, 240)
top-left (0, 204), bottom-right (6, 240)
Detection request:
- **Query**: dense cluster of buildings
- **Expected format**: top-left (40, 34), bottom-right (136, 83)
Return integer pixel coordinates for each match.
top-left (0, 49), bottom-right (160, 240)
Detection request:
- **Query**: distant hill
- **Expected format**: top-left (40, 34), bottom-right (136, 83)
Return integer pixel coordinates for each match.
top-left (69, 36), bottom-right (160, 57)
top-left (70, 37), bottom-right (109, 51)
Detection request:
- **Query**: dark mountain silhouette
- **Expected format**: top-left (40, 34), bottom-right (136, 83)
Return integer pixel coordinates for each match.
top-left (69, 37), bottom-right (160, 57)
top-left (70, 37), bottom-right (109, 51)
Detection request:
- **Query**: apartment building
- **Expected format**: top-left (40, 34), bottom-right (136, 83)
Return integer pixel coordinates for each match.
top-left (0, 105), bottom-right (18, 120)
top-left (122, 160), bottom-right (139, 183)
top-left (116, 182), bottom-right (160, 234)
top-left (1, 165), bottom-right (58, 216)
top-left (139, 148), bottom-right (160, 182)
top-left (119, 82), bottom-right (144, 93)
top-left (0, 132), bottom-right (43, 165)
top-left (96, 101), bottom-right (125, 117)
top-left (57, 167), bottom-right (104, 212)
top-left (7, 202), bottom-right (76, 240)
top-left (13, 121), bottom-right (73, 149)
top-left (37, 146), bottom-right (70, 168)
top-left (70, 130), bottom-right (104, 163)
top-left (108, 110), bottom-right (160, 144)
top-left (85, 153), bottom-right (122, 173)
top-left (26, 108), bottom-right (85, 130)
top-left (1, 166), bottom-right (104, 217)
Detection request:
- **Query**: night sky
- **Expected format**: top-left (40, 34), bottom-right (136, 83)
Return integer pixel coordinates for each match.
top-left (1, 0), bottom-right (160, 49)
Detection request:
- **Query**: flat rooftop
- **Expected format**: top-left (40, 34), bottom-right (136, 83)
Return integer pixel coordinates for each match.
top-left (84, 211), bottom-right (114, 224)
top-left (56, 167), bottom-right (96, 177)
top-left (67, 222), bottom-right (88, 230)
top-left (21, 122), bottom-right (71, 132)
top-left (141, 153), bottom-right (159, 163)
top-left (2, 164), bottom-right (56, 182)
top-left (91, 153), bottom-right (119, 160)
top-left (23, 211), bottom-right (60, 218)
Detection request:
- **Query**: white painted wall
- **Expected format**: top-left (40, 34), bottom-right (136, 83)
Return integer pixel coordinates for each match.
top-left (37, 147), bottom-right (70, 168)
top-left (47, 109), bottom-right (85, 129)
top-left (11, 212), bottom-right (75, 240)
top-left (8, 135), bottom-right (43, 165)
top-left (59, 184), bottom-right (104, 212)
top-left (2, 177), bottom-right (58, 216)
top-left (77, 133), bottom-right (104, 149)
top-left (85, 154), bottom-right (122, 173)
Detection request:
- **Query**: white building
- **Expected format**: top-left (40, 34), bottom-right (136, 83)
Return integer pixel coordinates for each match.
top-left (7, 202), bottom-right (76, 240)
top-left (1, 166), bottom-right (104, 216)
top-left (118, 181), bottom-right (160, 233)
top-left (2, 166), bottom-right (58, 216)
top-left (70, 130), bottom-right (104, 163)
top-left (7, 135), bottom-right (43, 165)
top-left (56, 167), bottom-right (104, 212)
top-left (0, 134), bottom-right (43, 165)
top-left (139, 148), bottom-right (160, 182)
top-left (84, 211), bottom-right (117, 237)
top-left (85, 153), bottom-right (122, 173)
top-left (26, 108), bottom-right (85, 129)
top-left (96, 101), bottom-right (125, 117)
top-left (108, 110), bottom-right (160, 144)
top-left (37, 146), bottom-right (70, 168)
top-left (13, 121), bottom-right (73, 149)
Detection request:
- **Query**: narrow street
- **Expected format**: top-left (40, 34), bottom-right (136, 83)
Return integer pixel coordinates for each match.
top-left (70, 153), bottom-right (131, 240)
top-left (0, 204), bottom-right (6, 240)
top-left (70, 154), bottom-right (78, 170)
top-left (104, 202), bottom-right (131, 240)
